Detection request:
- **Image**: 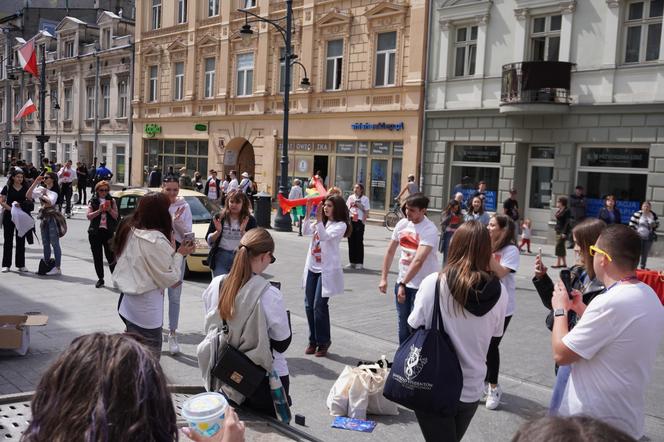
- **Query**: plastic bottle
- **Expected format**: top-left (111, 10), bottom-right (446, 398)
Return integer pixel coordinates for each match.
top-left (269, 370), bottom-right (292, 424)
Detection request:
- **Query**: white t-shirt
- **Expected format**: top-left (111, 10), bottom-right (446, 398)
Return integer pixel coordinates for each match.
top-left (391, 217), bottom-right (440, 289)
top-left (119, 288), bottom-right (164, 329)
top-left (347, 194), bottom-right (370, 223)
top-left (229, 178), bottom-right (239, 191)
top-left (307, 230), bottom-right (323, 273)
top-left (408, 273), bottom-right (507, 402)
top-left (219, 218), bottom-right (242, 251)
top-left (560, 282), bottom-right (664, 439)
top-left (521, 226), bottom-right (531, 240)
top-left (494, 245), bottom-right (519, 316)
top-left (207, 179), bottom-right (218, 200)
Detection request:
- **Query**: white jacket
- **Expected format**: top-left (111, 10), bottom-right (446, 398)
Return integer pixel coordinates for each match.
top-left (112, 228), bottom-right (184, 295)
top-left (301, 219), bottom-right (346, 297)
top-left (169, 196), bottom-right (193, 244)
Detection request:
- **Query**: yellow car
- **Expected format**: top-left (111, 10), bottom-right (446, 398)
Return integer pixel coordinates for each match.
top-left (111, 187), bottom-right (220, 276)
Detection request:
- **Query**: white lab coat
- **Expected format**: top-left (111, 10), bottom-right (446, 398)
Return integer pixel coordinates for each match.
top-left (301, 218), bottom-right (346, 297)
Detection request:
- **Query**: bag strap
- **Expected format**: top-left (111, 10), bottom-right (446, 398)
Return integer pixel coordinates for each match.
top-left (432, 273), bottom-right (446, 333)
top-left (221, 277), bottom-right (269, 335)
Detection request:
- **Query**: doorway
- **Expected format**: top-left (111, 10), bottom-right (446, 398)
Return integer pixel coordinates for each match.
top-left (314, 155), bottom-right (329, 185)
top-left (525, 146), bottom-right (555, 231)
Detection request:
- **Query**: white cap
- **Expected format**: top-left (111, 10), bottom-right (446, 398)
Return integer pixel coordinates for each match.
top-left (241, 172), bottom-right (249, 178)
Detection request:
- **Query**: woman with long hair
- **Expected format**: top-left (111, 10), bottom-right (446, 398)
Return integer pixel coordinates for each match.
top-left (206, 189), bottom-right (257, 277)
top-left (408, 221), bottom-right (507, 441)
top-left (87, 180), bottom-right (119, 288)
top-left (22, 332), bottom-right (245, 442)
top-left (35, 172), bottom-right (65, 276)
top-left (302, 195), bottom-right (351, 357)
top-left (112, 192), bottom-right (194, 357)
top-left (200, 228), bottom-right (292, 418)
top-left (346, 183), bottom-right (370, 269)
top-left (483, 214), bottom-right (520, 410)
top-left (629, 201), bottom-right (659, 269)
top-left (439, 199), bottom-right (464, 265)
top-left (553, 196), bottom-right (572, 268)
top-left (0, 168), bottom-right (38, 272)
top-left (464, 196), bottom-right (490, 226)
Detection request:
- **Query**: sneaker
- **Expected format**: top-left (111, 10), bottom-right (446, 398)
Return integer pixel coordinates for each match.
top-left (18, 267), bottom-right (29, 272)
top-left (45, 267), bottom-right (61, 276)
top-left (315, 342), bottom-right (331, 357)
top-left (95, 279), bottom-right (105, 288)
top-left (485, 384), bottom-right (502, 410)
top-left (344, 264), bottom-right (356, 269)
top-left (355, 264), bottom-right (364, 270)
top-left (1, 267), bottom-right (9, 273)
top-left (168, 335), bottom-right (181, 355)
top-left (305, 344), bottom-right (316, 355)
top-left (480, 382), bottom-right (489, 403)
top-left (66, 213), bottom-right (71, 219)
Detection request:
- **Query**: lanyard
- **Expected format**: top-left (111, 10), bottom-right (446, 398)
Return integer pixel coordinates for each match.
top-left (603, 275), bottom-right (639, 293)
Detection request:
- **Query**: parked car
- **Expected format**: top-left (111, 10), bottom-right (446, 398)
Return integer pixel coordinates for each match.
top-left (111, 188), bottom-right (220, 275)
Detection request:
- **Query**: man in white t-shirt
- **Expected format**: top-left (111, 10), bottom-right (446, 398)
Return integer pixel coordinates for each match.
top-left (379, 193), bottom-right (440, 344)
top-left (228, 170), bottom-right (239, 192)
top-left (551, 225), bottom-right (664, 439)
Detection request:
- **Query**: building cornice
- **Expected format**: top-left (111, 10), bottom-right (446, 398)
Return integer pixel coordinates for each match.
top-left (438, 0), bottom-right (492, 23)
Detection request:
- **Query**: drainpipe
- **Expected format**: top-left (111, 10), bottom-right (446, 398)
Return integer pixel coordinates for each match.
top-left (94, 45), bottom-right (99, 165)
top-left (418, 0), bottom-right (433, 197)
top-left (128, 39), bottom-right (134, 186)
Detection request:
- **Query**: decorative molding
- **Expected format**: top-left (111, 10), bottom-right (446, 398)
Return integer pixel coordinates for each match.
top-left (514, 8), bottom-right (529, 20)
top-left (364, 2), bottom-right (408, 30)
top-left (513, 0), bottom-right (577, 13)
top-left (438, 0), bottom-right (492, 23)
top-left (561, 1), bottom-right (577, 14)
top-left (316, 9), bottom-right (352, 37)
top-left (606, 0), bottom-right (620, 8)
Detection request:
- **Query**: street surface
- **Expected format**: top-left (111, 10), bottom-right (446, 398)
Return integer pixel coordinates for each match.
top-left (1, 192), bottom-right (663, 441)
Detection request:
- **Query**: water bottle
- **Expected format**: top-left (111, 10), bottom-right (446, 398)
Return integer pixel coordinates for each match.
top-left (269, 370), bottom-right (292, 424)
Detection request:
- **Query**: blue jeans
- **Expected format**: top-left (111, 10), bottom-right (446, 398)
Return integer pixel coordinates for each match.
top-left (304, 270), bottom-right (330, 346)
top-left (212, 248), bottom-right (236, 278)
top-left (166, 258), bottom-right (186, 332)
top-left (395, 283), bottom-right (418, 344)
top-left (41, 217), bottom-right (61, 267)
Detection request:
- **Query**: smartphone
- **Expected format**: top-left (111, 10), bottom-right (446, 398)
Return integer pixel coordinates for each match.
top-left (270, 281), bottom-right (282, 290)
top-left (538, 247), bottom-right (542, 259)
top-left (560, 269), bottom-right (574, 300)
top-left (183, 232), bottom-right (195, 246)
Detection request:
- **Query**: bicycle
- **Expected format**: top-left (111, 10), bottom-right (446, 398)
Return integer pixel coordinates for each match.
top-left (384, 200), bottom-right (404, 231)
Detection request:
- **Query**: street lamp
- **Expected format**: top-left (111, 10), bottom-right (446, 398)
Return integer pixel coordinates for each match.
top-left (238, 0), bottom-right (310, 232)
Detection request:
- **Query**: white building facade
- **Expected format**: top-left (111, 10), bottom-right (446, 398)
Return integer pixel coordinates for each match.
top-left (424, 0), bottom-right (664, 244)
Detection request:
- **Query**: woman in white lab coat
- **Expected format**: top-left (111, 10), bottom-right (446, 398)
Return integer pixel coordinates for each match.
top-left (301, 195), bottom-right (351, 357)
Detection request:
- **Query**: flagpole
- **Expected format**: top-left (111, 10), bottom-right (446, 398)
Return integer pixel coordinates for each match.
top-left (36, 43), bottom-right (49, 167)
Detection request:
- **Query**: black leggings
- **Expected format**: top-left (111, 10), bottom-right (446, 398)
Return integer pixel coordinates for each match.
top-left (89, 229), bottom-right (116, 280)
top-left (415, 401), bottom-right (479, 442)
top-left (485, 315), bottom-right (512, 385)
top-left (2, 213), bottom-right (25, 268)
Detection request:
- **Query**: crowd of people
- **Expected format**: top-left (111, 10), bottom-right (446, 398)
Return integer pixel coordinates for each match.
top-left (1, 166), bottom-right (663, 442)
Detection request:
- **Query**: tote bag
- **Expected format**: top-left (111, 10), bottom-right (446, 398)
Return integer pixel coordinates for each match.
top-left (383, 275), bottom-right (463, 416)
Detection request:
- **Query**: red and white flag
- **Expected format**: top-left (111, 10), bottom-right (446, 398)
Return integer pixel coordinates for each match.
top-left (17, 38), bottom-right (38, 78)
top-left (14, 99), bottom-right (37, 122)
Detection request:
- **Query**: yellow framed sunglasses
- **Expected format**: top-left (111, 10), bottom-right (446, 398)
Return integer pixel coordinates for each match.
top-left (589, 245), bottom-right (612, 262)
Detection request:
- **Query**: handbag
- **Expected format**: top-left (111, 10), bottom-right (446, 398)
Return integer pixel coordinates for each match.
top-left (383, 275), bottom-right (463, 416)
top-left (207, 217), bottom-right (224, 271)
top-left (211, 319), bottom-right (267, 398)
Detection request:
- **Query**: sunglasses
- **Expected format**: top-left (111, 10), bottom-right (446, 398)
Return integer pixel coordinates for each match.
top-left (589, 245), bottom-right (612, 262)
top-left (269, 252), bottom-right (276, 264)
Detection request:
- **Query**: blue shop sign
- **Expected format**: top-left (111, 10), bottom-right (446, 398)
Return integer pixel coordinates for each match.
top-left (586, 198), bottom-right (640, 224)
top-left (351, 122), bottom-right (404, 131)
top-left (454, 188), bottom-right (497, 212)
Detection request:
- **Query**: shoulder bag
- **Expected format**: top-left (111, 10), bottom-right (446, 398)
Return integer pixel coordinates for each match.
top-left (383, 275), bottom-right (463, 416)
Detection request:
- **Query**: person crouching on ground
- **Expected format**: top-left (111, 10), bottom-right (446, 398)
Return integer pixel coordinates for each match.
top-left (87, 181), bottom-right (119, 288)
top-left (112, 192), bottom-right (195, 358)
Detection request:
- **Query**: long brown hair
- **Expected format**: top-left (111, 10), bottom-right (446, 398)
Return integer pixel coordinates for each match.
top-left (468, 196), bottom-right (485, 215)
top-left (444, 221), bottom-right (494, 316)
top-left (22, 333), bottom-right (177, 442)
top-left (491, 214), bottom-right (516, 252)
top-left (218, 228), bottom-right (274, 320)
top-left (113, 192), bottom-right (172, 257)
top-left (322, 195), bottom-right (352, 238)
top-left (572, 218), bottom-right (605, 280)
top-left (221, 189), bottom-right (251, 222)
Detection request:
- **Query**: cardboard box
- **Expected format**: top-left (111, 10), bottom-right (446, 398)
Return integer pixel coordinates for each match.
top-left (0, 314), bottom-right (49, 356)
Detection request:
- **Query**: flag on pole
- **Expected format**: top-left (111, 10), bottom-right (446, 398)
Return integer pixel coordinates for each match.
top-left (14, 99), bottom-right (37, 122)
top-left (17, 38), bottom-right (38, 78)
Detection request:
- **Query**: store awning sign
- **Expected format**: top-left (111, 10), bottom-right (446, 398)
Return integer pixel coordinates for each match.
top-left (352, 122), bottom-right (404, 131)
top-left (145, 123), bottom-right (161, 138)
top-left (194, 124), bottom-right (207, 132)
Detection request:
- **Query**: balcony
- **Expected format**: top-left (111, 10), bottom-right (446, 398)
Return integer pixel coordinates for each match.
top-left (500, 61), bottom-right (574, 114)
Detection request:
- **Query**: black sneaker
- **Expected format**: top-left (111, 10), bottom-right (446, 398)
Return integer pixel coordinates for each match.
top-left (95, 279), bottom-right (104, 288)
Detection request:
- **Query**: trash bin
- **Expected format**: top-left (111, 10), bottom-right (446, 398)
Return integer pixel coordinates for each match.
top-left (253, 192), bottom-right (272, 228)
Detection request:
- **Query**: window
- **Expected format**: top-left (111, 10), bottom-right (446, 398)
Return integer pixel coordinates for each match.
top-left (64, 143), bottom-right (71, 162)
top-left (149, 65), bottom-right (158, 102)
top-left (86, 85), bottom-right (95, 119)
top-left (178, 0), bottom-right (187, 23)
top-left (100, 82), bottom-right (110, 118)
top-left (174, 62), bottom-right (184, 101)
top-left (243, 0), bottom-right (256, 8)
top-left (102, 28), bottom-right (111, 49)
top-left (13, 89), bottom-right (20, 115)
top-left (0, 99), bottom-right (3, 122)
top-left (375, 32), bottom-right (396, 86)
top-left (50, 85), bottom-right (59, 120)
top-left (26, 142), bottom-right (33, 163)
top-left (26, 89), bottom-right (33, 121)
top-left (204, 58), bottom-right (216, 98)
top-left (152, 0), bottom-right (162, 30)
top-left (279, 47), bottom-right (294, 93)
top-left (624, 0), bottom-right (663, 63)
top-left (450, 145), bottom-right (501, 211)
top-left (64, 40), bottom-right (74, 58)
top-left (454, 26), bottom-right (478, 77)
top-left (326, 39), bottom-right (343, 91)
top-left (530, 15), bottom-right (561, 61)
top-left (208, 0), bottom-right (219, 17)
top-left (64, 86), bottom-right (72, 120)
top-left (236, 53), bottom-right (254, 97)
top-left (118, 79), bottom-right (128, 117)
top-left (116, 145), bottom-right (126, 182)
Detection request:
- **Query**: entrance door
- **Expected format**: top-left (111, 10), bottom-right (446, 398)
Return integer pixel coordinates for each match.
top-left (526, 146), bottom-right (555, 231)
top-left (314, 155), bottom-right (329, 186)
top-left (370, 159), bottom-right (388, 211)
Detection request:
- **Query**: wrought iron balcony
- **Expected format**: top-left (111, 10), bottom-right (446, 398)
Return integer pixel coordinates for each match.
top-left (500, 61), bottom-right (574, 113)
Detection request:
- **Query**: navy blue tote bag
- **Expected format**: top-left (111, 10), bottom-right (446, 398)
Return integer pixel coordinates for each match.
top-left (383, 276), bottom-right (463, 415)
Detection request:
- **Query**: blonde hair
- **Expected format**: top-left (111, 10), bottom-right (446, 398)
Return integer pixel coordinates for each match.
top-left (217, 228), bottom-right (275, 320)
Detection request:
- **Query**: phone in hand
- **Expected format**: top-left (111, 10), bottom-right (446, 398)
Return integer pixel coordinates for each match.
top-left (183, 231), bottom-right (195, 247)
top-left (560, 269), bottom-right (574, 300)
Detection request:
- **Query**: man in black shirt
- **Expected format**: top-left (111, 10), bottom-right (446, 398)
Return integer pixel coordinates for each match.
top-left (568, 186), bottom-right (587, 248)
top-left (503, 188), bottom-right (519, 221)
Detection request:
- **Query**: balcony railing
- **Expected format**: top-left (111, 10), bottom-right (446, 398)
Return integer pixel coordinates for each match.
top-left (500, 61), bottom-right (573, 106)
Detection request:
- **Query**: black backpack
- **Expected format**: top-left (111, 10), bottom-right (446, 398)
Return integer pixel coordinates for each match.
top-left (37, 258), bottom-right (56, 275)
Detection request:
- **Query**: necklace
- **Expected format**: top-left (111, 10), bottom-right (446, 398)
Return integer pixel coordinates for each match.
top-left (603, 275), bottom-right (639, 293)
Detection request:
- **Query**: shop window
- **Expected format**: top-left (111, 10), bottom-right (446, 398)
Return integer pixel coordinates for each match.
top-left (391, 157), bottom-right (403, 203)
top-left (624, 0), bottom-right (662, 63)
top-left (116, 145), bottom-right (125, 182)
top-left (454, 25), bottom-right (477, 77)
top-left (375, 32), bottom-right (396, 87)
top-left (450, 145), bottom-right (500, 211)
top-left (370, 159), bottom-right (389, 211)
top-left (335, 156), bottom-right (355, 198)
top-left (530, 15), bottom-right (561, 62)
top-left (356, 156), bottom-right (367, 187)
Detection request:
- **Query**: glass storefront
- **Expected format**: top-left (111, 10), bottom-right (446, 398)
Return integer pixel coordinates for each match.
top-left (528, 146), bottom-right (555, 210)
top-left (450, 144), bottom-right (500, 211)
top-left (143, 139), bottom-right (208, 180)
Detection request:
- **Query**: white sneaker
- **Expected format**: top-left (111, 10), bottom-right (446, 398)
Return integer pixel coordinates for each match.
top-left (355, 264), bottom-right (364, 270)
top-left (485, 384), bottom-right (502, 410)
top-left (480, 382), bottom-right (489, 403)
top-left (1, 267), bottom-right (9, 273)
top-left (344, 264), bottom-right (356, 269)
top-left (45, 267), bottom-right (61, 276)
top-left (18, 267), bottom-right (29, 272)
top-left (168, 335), bottom-right (181, 355)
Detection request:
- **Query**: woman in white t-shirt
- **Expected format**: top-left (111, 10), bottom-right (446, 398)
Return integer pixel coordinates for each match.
top-left (302, 195), bottom-right (351, 357)
top-left (408, 221), bottom-right (507, 441)
top-left (346, 183), bottom-right (370, 269)
top-left (484, 214), bottom-right (520, 410)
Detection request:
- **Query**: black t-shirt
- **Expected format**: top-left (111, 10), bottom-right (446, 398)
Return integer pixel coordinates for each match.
top-left (1, 183), bottom-right (29, 206)
top-left (503, 198), bottom-right (519, 220)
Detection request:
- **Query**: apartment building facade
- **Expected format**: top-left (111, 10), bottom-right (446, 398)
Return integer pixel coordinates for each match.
top-left (132, 0), bottom-right (427, 212)
top-left (423, 0), bottom-right (664, 239)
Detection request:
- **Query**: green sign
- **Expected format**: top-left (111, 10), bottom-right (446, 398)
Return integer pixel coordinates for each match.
top-left (194, 123), bottom-right (207, 132)
top-left (145, 123), bottom-right (161, 137)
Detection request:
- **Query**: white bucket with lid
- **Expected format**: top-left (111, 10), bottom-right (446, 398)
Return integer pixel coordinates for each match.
top-left (181, 392), bottom-right (228, 437)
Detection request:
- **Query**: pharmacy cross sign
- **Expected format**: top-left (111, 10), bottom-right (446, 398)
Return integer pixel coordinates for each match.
top-left (145, 123), bottom-right (161, 138)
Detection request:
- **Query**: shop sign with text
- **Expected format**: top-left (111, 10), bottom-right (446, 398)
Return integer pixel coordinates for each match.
top-left (145, 124), bottom-right (161, 138)
top-left (351, 122), bottom-right (404, 131)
